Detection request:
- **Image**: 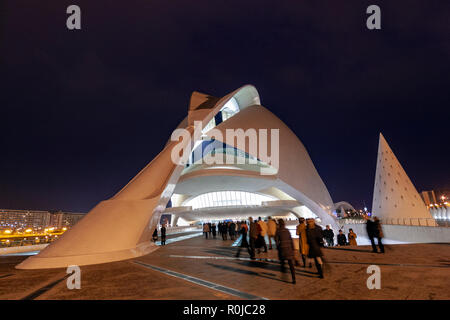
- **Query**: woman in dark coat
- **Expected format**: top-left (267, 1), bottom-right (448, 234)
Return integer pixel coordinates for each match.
top-left (275, 219), bottom-right (296, 284)
top-left (221, 222), bottom-right (228, 240)
top-left (305, 219), bottom-right (324, 278)
top-left (372, 217), bottom-right (385, 253)
top-left (235, 221), bottom-right (250, 258)
top-left (229, 221), bottom-right (236, 240)
top-left (160, 224), bottom-right (166, 245)
top-left (211, 223), bottom-right (217, 238)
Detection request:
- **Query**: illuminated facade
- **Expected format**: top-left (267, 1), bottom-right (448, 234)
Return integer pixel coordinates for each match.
top-left (17, 85), bottom-right (340, 269)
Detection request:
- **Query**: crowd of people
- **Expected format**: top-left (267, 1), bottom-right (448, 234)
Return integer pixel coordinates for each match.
top-left (152, 214), bottom-right (385, 284)
top-left (321, 216), bottom-right (384, 252)
top-left (205, 215), bottom-right (384, 283)
top-left (200, 216), bottom-right (326, 283)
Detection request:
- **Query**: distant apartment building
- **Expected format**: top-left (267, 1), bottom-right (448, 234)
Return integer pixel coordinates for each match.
top-left (0, 209), bottom-right (85, 229)
top-left (50, 211), bottom-right (85, 229)
top-left (0, 209), bottom-right (51, 229)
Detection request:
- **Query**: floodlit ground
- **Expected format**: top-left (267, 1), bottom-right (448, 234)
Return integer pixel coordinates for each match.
top-left (0, 232), bottom-right (449, 300)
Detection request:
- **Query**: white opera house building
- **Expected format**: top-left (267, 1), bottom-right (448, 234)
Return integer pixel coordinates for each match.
top-left (17, 85), bottom-right (344, 269)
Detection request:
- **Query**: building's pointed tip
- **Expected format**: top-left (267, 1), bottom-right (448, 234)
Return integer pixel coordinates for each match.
top-left (378, 132), bottom-right (389, 149)
top-left (189, 91), bottom-right (219, 111)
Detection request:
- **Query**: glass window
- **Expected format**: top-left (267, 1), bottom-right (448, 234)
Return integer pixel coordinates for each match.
top-left (202, 117), bottom-right (216, 135)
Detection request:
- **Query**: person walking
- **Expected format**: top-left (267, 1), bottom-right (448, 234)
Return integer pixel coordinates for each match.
top-left (372, 217), bottom-right (385, 253)
top-left (160, 224), bottom-right (166, 246)
top-left (257, 217), bottom-right (268, 253)
top-left (296, 217), bottom-right (309, 267)
top-left (348, 228), bottom-right (357, 246)
top-left (221, 222), bottom-right (227, 240)
top-left (229, 221), bottom-right (236, 240)
top-left (208, 222), bottom-right (212, 237)
top-left (211, 223), bottom-right (217, 238)
top-left (306, 219), bottom-right (324, 278)
top-left (248, 217), bottom-right (258, 259)
top-left (235, 221), bottom-right (250, 258)
top-left (203, 223), bottom-right (210, 239)
top-left (337, 229), bottom-right (347, 246)
top-left (267, 216), bottom-right (277, 250)
top-left (152, 228), bottom-right (158, 242)
top-left (365, 215), bottom-right (378, 252)
top-left (275, 219), bottom-right (296, 284)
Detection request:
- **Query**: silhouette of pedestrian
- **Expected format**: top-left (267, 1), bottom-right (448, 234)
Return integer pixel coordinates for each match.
top-left (323, 225), bottom-right (334, 247)
top-left (203, 223), bottom-right (210, 239)
top-left (296, 217), bottom-right (310, 267)
top-left (211, 223), bottom-right (217, 238)
top-left (257, 217), bottom-right (268, 253)
top-left (267, 216), bottom-right (277, 250)
top-left (276, 219), bottom-right (296, 284)
top-left (306, 219), bottom-right (324, 278)
top-left (235, 221), bottom-right (250, 258)
top-left (160, 224), bottom-right (166, 245)
top-left (221, 222), bottom-right (227, 240)
top-left (229, 221), bottom-right (236, 240)
top-left (337, 229), bottom-right (347, 246)
top-left (373, 217), bottom-right (385, 253)
top-left (365, 215), bottom-right (384, 253)
top-left (248, 217), bottom-right (258, 259)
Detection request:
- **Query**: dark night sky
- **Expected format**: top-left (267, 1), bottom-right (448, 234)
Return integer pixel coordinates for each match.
top-left (1, 1), bottom-right (449, 213)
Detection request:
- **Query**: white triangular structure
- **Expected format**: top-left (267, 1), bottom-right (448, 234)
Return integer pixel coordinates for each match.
top-left (372, 133), bottom-right (435, 226)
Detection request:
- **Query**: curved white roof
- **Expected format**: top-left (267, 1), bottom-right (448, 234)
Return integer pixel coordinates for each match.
top-left (334, 201), bottom-right (357, 212)
top-left (17, 85), bottom-right (338, 269)
top-left (205, 104), bottom-right (337, 228)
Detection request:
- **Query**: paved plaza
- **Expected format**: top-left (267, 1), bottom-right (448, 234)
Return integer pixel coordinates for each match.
top-left (0, 232), bottom-right (449, 300)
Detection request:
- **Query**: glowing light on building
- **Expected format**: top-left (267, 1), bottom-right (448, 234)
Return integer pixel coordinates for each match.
top-left (184, 191), bottom-right (276, 210)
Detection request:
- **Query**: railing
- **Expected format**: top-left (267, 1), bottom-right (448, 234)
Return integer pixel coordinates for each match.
top-left (435, 219), bottom-right (450, 227)
top-left (0, 238), bottom-right (57, 248)
top-left (338, 218), bottom-right (366, 224)
top-left (379, 218), bottom-right (448, 227)
top-left (158, 225), bottom-right (202, 234)
top-left (339, 217), bottom-right (449, 227)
